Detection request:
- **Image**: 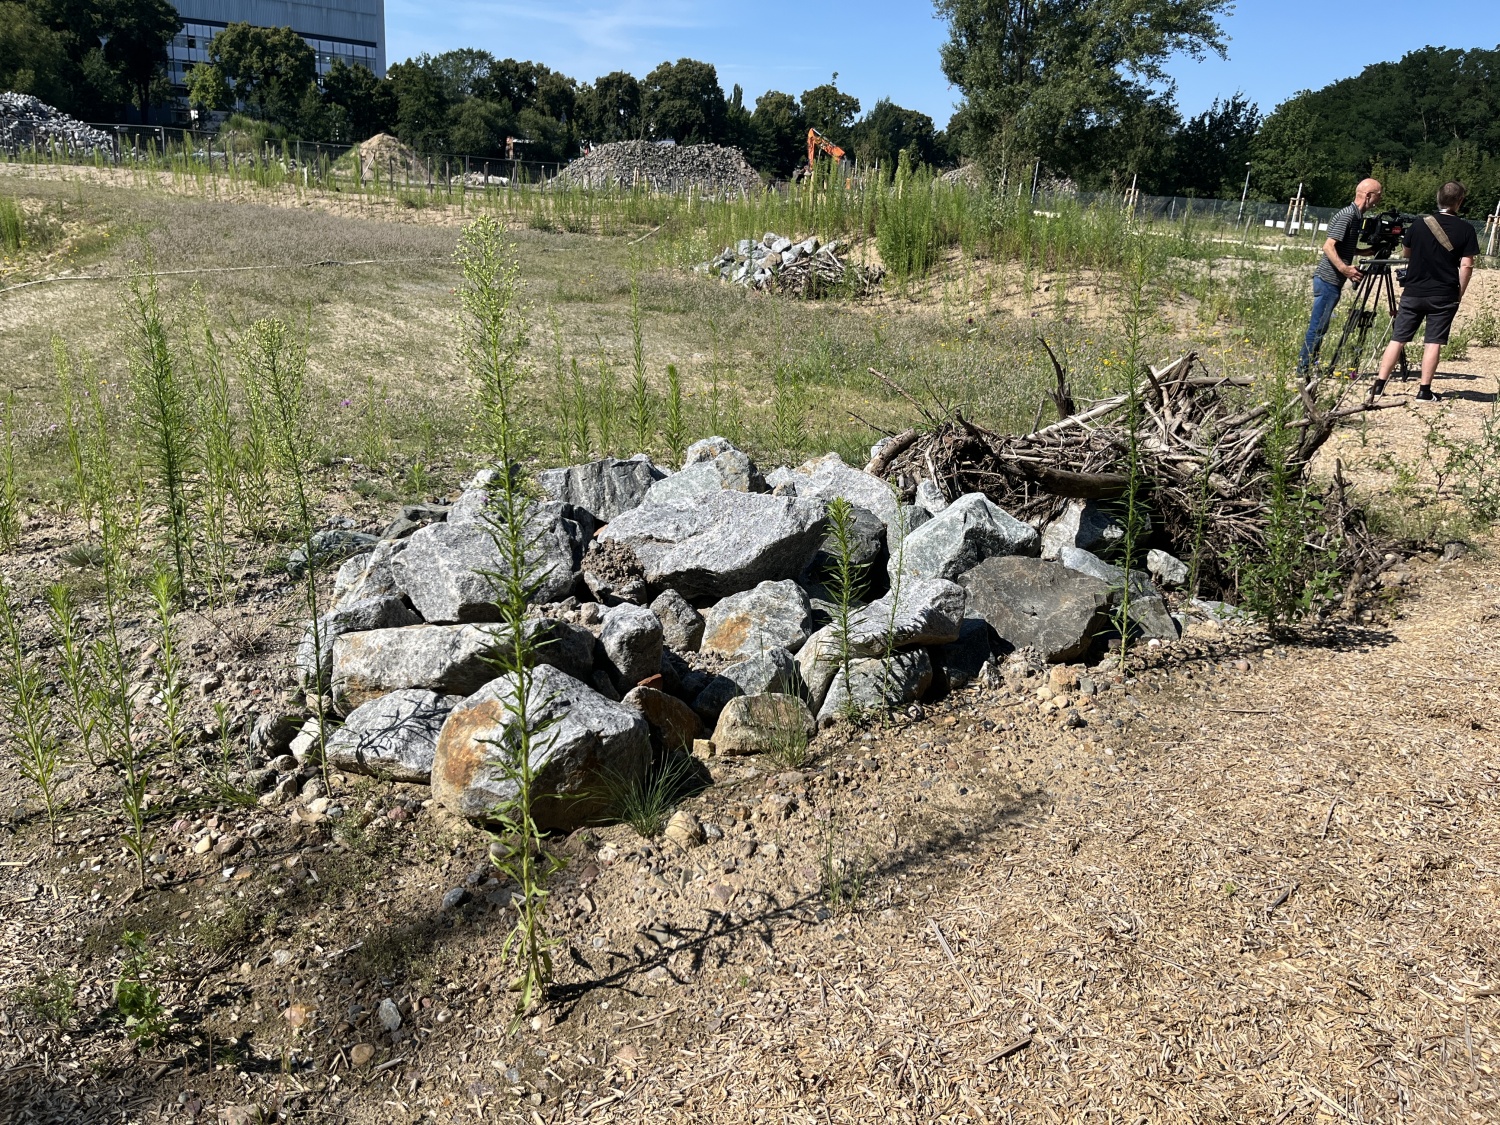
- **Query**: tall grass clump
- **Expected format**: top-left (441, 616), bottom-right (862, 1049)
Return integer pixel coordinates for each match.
top-left (456, 215), bottom-right (557, 1022)
top-left (1109, 238), bottom-right (1161, 663)
top-left (240, 317), bottom-right (328, 776)
top-left (627, 267), bottom-right (654, 453)
top-left (125, 261), bottom-right (195, 590)
top-left (663, 363), bottom-right (687, 465)
top-left (191, 304), bottom-right (237, 600)
top-left (877, 152), bottom-right (939, 286)
top-left (0, 395), bottom-right (21, 550)
top-left (45, 584), bottom-right (97, 767)
top-left (823, 497), bottom-right (867, 717)
top-left (52, 338), bottom-right (91, 521)
top-left (1, 582), bottom-right (64, 842)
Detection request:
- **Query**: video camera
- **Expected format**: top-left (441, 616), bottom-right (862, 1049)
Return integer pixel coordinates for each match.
top-left (1358, 210), bottom-right (1411, 259)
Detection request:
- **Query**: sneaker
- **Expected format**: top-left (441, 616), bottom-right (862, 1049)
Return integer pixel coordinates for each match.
top-left (1368, 377), bottom-right (1387, 399)
top-left (1414, 386), bottom-right (1440, 402)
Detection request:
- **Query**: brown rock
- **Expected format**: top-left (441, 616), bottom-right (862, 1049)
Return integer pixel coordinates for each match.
top-left (663, 810), bottom-right (706, 850)
top-left (622, 685), bottom-right (703, 753)
top-left (350, 1042), bottom-right (376, 1067)
top-left (711, 693), bottom-right (816, 756)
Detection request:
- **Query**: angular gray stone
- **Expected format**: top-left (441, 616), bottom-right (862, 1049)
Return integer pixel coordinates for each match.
top-left (296, 595), bottom-right (422, 689)
top-left (1147, 549), bottom-right (1189, 588)
top-left (287, 529), bottom-right (378, 579)
top-left (650, 589), bottom-right (705, 652)
top-left (332, 624), bottom-right (505, 712)
top-left (642, 450), bottom-right (761, 506)
top-left (915, 480), bottom-right (949, 516)
top-left (816, 650), bottom-right (933, 726)
top-left (788, 454), bottom-right (902, 534)
top-left (960, 557), bottom-right (1112, 663)
top-left (692, 647), bottom-right (801, 723)
top-left (333, 539), bottom-right (410, 609)
top-left (536, 455), bottom-right (666, 523)
top-left (432, 665), bottom-right (650, 831)
top-left (808, 504), bottom-right (887, 580)
top-left (593, 491), bottom-right (827, 601)
top-left (330, 619), bottom-right (593, 713)
top-left (700, 580), bottom-right (813, 658)
top-left (249, 713), bottom-right (304, 760)
top-left (599, 603), bottom-right (663, 688)
top-left (325, 689), bottom-right (459, 782)
top-left (931, 618), bottom-right (994, 692)
top-left (1058, 548), bottom-right (1176, 642)
top-left (392, 507), bottom-right (578, 622)
top-left (893, 492), bottom-right (1037, 583)
top-left (381, 503), bottom-right (450, 541)
top-left (683, 436), bottom-right (741, 465)
top-left (1040, 499), bottom-right (1129, 560)
top-left (711, 693), bottom-right (816, 756)
top-left (796, 578), bottom-right (966, 710)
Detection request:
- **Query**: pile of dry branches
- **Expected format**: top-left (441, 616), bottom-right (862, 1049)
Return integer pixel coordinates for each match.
top-left (866, 352), bottom-right (1399, 598)
top-left (772, 248), bottom-right (885, 299)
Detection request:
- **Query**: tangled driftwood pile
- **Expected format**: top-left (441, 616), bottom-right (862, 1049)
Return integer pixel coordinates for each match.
top-left (868, 353), bottom-right (1399, 598)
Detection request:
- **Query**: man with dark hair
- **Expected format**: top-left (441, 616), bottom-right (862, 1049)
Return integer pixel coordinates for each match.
top-left (1298, 177), bottom-right (1383, 374)
top-left (1369, 181), bottom-right (1481, 402)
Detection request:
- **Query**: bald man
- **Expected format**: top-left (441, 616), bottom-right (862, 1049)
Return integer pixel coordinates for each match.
top-left (1297, 177), bottom-right (1383, 374)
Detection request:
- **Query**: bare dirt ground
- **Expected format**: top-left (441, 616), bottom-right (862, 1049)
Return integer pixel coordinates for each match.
top-left (2, 393), bottom-right (1498, 1124)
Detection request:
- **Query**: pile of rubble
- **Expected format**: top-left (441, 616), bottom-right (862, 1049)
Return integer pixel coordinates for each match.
top-left (697, 231), bottom-right (885, 297)
top-left (0, 92), bottom-right (113, 157)
top-left (556, 140), bottom-right (763, 197)
top-left (350, 133), bottom-right (433, 184)
top-left (269, 435), bottom-right (1217, 836)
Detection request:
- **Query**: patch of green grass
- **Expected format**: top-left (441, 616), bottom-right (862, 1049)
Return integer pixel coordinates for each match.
top-left (18, 970), bottom-right (77, 1029)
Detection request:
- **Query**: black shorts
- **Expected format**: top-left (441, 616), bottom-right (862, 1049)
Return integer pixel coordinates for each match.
top-left (1392, 293), bottom-right (1461, 345)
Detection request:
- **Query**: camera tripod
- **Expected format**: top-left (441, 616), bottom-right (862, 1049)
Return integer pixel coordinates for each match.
top-left (1319, 257), bottom-right (1410, 381)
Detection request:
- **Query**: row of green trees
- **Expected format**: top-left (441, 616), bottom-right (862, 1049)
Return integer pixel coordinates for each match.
top-left (0, 0), bottom-right (178, 118)
top-left (936, 1), bottom-right (1500, 209)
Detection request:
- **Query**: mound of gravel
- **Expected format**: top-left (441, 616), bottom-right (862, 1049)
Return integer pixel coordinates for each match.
top-left (0, 92), bottom-right (113, 156)
top-left (352, 133), bottom-right (433, 184)
top-left (557, 140), bottom-right (762, 197)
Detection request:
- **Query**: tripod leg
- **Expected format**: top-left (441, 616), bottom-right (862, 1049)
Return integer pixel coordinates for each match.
top-left (1386, 275), bottom-right (1410, 381)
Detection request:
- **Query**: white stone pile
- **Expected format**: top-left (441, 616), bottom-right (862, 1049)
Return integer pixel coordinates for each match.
top-left (0, 93), bottom-right (114, 157)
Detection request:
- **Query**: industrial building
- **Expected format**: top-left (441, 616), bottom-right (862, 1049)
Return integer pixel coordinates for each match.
top-left (166, 0), bottom-right (387, 97)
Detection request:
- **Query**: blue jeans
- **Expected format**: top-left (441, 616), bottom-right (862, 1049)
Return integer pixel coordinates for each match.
top-left (1298, 277), bottom-right (1343, 372)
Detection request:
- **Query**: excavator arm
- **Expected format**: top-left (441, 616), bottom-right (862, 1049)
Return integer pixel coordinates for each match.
top-left (806, 127), bottom-right (846, 172)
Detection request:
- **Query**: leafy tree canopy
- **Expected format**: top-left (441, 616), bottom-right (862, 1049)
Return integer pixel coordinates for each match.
top-left (801, 77), bottom-right (860, 148)
top-left (642, 57), bottom-right (726, 144)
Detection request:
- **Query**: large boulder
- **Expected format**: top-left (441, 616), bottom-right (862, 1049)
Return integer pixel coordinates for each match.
top-left (599, 603), bottom-right (663, 689)
top-left (711, 693), bottom-right (817, 756)
top-left (1147, 549), bottom-right (1189, 588)
top-left (796, 578), bottom-right (966, 709)
top-left (1040, 499), bottom-right (1129, 560)
top-left (789, 454), bottom-right (901, 529)
top-left (692, 646), bottom-right (801, 723)
top-left (816, 650), bottom-right (933, 727)
top-left (650, 589), bottom-right (705, 652)
top-left (892, 492), bottom-right (1037, 583)
top-left (324, 689), bottom-right (458, 782)
top-left (700, 580), bottom-right (813, 658)
top-left (296, 595), bottom-right (421, 689)
top-left (806, 504), bottom-right (887, 581)
top-left (591, 491), bottom-right (827, 601)
top-left (622, 685), bottom-right (703, 753)
top-left (536, 455), bottom-right (666, 523)
top-left (960, 556), bottom-right (1112, 663)
top-left (392, 505), bottom-right (581, 622)
top-left (330, 619), bottom-right (594, 712)
top-left (432, 665), bottom-right (650, 831)
top-left (643, 449), bottom-right (763, 506)
top-left (1060, 547), bottom-right (1177, 642)
top-left (332, 539), bottom-right (409, 609)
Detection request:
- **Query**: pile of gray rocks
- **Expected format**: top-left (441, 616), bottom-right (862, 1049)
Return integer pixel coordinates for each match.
top-left (0, 92), bottom-right (113, 157)
top-left (270, 437), bottom-right (1211, 834)
top-left (556, 140), bottom-right (763, 198)
top-left (697, 231), bottom-right (834, 289)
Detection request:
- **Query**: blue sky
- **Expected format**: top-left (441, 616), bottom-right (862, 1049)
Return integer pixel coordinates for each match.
top-left (385, 1), bottom-right (1500, 127)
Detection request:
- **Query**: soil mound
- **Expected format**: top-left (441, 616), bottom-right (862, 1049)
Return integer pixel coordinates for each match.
top-left (353, 133), bottom-right (433, 184)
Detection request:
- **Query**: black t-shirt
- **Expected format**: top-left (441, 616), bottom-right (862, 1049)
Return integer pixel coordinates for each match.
top-left (1402, 212), bottom-right (1481, 301)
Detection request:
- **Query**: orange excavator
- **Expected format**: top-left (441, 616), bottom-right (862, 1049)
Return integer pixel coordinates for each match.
top-left (807, 127), bottom-right (845, 172)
